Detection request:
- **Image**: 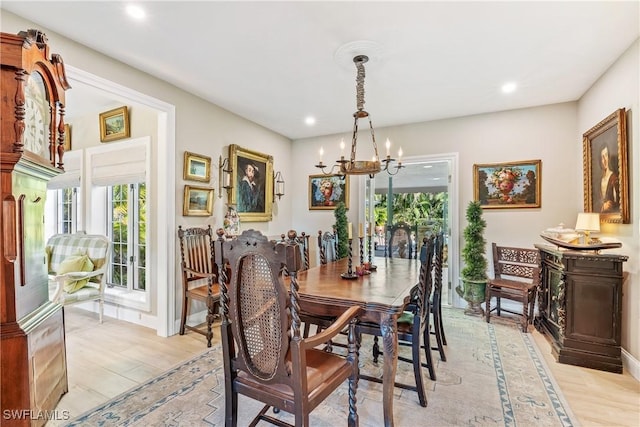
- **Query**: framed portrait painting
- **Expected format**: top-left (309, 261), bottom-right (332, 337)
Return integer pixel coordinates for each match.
top-left (183, 185), bottom-right (214, 216)
top-left (473, 160), bottom-right (541, 209)
top-left (183, 151), bottom-right (211, 182)
top-left (99, 106), bottom-right (130, 142)
top-left (228, 144), bottom-right (273, 222)
top-left (583, 108), bottom-right (629, 224)
top-left (308, 174), bottom-right (349, 210)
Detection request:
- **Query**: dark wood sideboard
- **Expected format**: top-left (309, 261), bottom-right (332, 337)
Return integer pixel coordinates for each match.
top-left (534, 244), bottom-right (628, 373)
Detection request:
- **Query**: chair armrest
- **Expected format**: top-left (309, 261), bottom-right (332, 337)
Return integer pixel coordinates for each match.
top-left (183, 267), bottom-right (217, 280)
top-left (301, 305), bottom-right (362, 349)
top-left (50, 266), bottom-right (107, 302)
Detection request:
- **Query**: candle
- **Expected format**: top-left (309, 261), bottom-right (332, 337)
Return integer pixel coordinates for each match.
top-left (368, 221), bottom-right (373, 236)
top-left (359, 223), bottom-right (364, 238)
top-left (398, 147), bottom-right (403, 165)
top-left (385, 138), bottom-right (391, 156)
top-left (319, 146), bottom-right (324, 164)
top-left (340, 138), bottom-right (345, 156)
top-left (348, 222), bottom-right (352, 240)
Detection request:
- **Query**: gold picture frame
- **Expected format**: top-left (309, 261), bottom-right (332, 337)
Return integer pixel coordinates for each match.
top-left (228, 144), bottom-right (273, 222)
top-left (183, 151), bottom-right (211, 182)
top-left (583, 108), bottom-right (629, 224)
top-left (63, 123), bottom-right (71, 151)
top-left (183, 185), bottom-right (214, 216)
top-left (473, 160), bottom-right (541, 209)
top-left (99, 106), bottom-right (130, 142)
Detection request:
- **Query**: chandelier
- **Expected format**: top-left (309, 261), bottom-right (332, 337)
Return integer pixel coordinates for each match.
top-left (315, 54), bottom-right (403, 177)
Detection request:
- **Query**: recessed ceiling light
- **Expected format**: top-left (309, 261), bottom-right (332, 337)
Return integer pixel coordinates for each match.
top-left (432, 177), bottom-right (441, 181)
top-left (423, 165), bottom-right (433, 169)
top-left (501, 82), bottom-right (517, 94)
top-left (126, 4), bottom-right (146, 20)
top-left (305, 116), bottom-right (316, 126)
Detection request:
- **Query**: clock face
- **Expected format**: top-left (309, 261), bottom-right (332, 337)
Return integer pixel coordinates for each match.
top-left (23, 71), bottom-right (50, 159)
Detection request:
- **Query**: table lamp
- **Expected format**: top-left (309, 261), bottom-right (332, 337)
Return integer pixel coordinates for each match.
top-left (575, 213), bottom-right (600, 243)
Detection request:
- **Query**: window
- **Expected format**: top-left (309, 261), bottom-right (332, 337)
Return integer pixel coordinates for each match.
top-left (47, 187), bottom-right (80, 235)
top-left (107, 182), bottom-right (146, 291)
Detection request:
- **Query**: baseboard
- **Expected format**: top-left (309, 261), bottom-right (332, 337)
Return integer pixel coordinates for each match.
top-left (622, 347), bottom-right (640, 381)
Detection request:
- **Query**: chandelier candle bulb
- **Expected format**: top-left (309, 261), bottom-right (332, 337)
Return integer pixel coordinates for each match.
top-left (319, 146), bottom-right (324, 165)
top-left (386, 138), bottom-right (391, 156)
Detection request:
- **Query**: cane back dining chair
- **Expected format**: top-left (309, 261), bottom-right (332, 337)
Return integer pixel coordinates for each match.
top-left (317, 229), bottom-right (338, 265)
top-left (357, 235), bottom-right (436, 407)
top-left (485, 243), bottom-right (540, 333)
top-left (214, 229), bottom-right (361, 427)
top-left (177, 225), bottom-right (220, 347)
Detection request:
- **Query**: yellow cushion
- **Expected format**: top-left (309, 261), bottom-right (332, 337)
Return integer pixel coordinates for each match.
top-left (58, 254), bottom-right (95, 293)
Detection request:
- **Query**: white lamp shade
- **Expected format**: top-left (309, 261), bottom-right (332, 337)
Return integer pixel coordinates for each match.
top-left (575, 213), bottom-right (600, 232)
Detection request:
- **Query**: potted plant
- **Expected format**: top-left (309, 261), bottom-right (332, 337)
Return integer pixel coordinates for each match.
top-left (333, 201), bottom-right (349, 259)
top-left (456, 200), bottom-right (488, 316)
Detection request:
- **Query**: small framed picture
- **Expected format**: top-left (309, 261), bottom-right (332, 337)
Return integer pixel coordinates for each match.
top-left (63, 123), bottom-right (71, 151)
top-left (99, 106), bottom-right (130, 142)
top-left (183, 151), bottom-right (211, 182)
top-left (473, 160), bottom-right (541, 209)
top-left (308, 174), bottom-right (349, 210)
top-left (183, 185), bottom-right (214, 216)
top-left (583, 108), bottom-right (629, 224)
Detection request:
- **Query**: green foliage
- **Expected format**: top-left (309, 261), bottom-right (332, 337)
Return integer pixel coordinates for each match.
top-left (461, 200), bottom-right (487, 281)
top-left (333, 201), bottom-right (348, 259)
top-left (373, 192), bottom-right (446, 230)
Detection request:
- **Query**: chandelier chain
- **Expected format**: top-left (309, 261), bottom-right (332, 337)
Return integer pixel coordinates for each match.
top-left (355, 60), bottom-right (366, 112)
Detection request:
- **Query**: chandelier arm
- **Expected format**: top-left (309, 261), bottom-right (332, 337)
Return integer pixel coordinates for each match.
top-left (368, 116), bottom-right (380, 161)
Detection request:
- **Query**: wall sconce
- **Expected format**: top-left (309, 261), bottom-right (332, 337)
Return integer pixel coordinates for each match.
top-left (218, 155), bottom-right (232, 198)
top-left (274, 171), bottom-right (285, 201)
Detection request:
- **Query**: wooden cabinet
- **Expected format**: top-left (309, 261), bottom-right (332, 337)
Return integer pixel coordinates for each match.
top-left (534, 244), bottom-right (628, 373)
top-left (1, 29), bottom-right (71, 426)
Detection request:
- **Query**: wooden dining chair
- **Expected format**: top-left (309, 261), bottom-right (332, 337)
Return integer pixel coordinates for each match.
top-left (281, 230), bottom-right (310, 270)
top-left (357, 235), bottom-right (436, 407)
top-left (214, 229), bottom-right (361, 427)
top-left (428, 232), bottom-right (447, 362)
top-left (317, 229), bottom-right (337, 265)
top-left (485, 243), bottom-right (540, 332)
top-left (177, 225), bottom-right (220, 347)
top-left (385, 222), bottom-right (415, 259)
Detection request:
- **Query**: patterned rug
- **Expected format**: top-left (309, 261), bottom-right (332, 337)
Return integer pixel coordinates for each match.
top-left (65, 308), bottom-right (578, 426)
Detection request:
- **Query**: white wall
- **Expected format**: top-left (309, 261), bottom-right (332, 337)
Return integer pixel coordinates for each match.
top-left (578, 39), bottom-right (639, 375)
top-left (2, 12), bottom-right (294, 333)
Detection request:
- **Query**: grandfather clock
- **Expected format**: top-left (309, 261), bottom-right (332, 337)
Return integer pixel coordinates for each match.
top-left (1, 29), bottom-right (71, 426)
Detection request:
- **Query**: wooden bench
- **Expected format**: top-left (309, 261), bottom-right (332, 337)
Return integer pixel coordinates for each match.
top-left (485, 243), bottom-right (540, 332)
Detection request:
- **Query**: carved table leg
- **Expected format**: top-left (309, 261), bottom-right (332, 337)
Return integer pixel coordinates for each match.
top-left (380, 313), bottom-right (398, 427)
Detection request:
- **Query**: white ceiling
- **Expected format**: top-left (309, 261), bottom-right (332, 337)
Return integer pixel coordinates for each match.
top-left (2, 1), bottom-right (638, 141)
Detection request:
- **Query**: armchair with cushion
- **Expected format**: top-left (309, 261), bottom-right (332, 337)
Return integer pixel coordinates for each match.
top-left (46, 232), bottom-right (111, 323)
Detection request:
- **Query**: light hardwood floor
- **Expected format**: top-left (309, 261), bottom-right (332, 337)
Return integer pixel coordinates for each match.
top-left (51, 307), bottom-right (639, 426)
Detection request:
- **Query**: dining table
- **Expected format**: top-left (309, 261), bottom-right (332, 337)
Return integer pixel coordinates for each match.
top-left (295, 255), bottom-right (421, 427)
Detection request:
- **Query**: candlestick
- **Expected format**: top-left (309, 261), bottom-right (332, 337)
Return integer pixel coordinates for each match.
top-left (341, 237), bottom-right (358, 280)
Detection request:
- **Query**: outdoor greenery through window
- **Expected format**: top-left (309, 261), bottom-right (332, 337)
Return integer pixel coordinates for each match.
top-left (107, 183), bottom-right (147, 291)
top-left (374, 192), bottom-right (447, 231)
top-left (59, 187), bottom-right (78, 234)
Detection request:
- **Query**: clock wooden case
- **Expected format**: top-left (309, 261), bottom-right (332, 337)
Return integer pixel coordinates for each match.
top-left (1, 29), bottom-right (71, 426)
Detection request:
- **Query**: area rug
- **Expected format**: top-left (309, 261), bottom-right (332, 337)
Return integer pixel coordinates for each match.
top-left (66, 308), bottom-right (578, 426)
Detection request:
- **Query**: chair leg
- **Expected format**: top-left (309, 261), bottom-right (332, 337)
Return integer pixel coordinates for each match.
top-left (438, 303), bottom-right (447, 345)
top-left (431, 295), bottom-right (446, 362)
top-left (485, 291), bottom-right (491, 324)
top-left (372, 335), bottom-right (380, 364)
top-left (180, 294), bottom-right (189, 335)
top-left (411, 327), bottom-right (427, 407)
top-left (422, 318), bottom-right (436, 381)
top-left (99, 298), bottom-right (104, 324)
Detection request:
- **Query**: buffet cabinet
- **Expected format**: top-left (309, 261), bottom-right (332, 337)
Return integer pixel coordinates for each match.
top-left (1, 29), bottom-right (70, 425)
top-left (534, 244), bottom-right (628, 373)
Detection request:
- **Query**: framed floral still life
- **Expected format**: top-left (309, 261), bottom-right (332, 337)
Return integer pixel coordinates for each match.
top-left (228, 144), bottom-right (273, 222)
top-left (183, 151), bottom-right (211, 182)
top-left (583, 108), bottom-right (629, 224)
top-left (183, 185), bottom-right (214, 216)
top-left (473, 160), bottom-right (541, 209)
top-left (309, 174), bottom-right (349, 210)
top-left (99, 106), bottom-right (130, 142)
